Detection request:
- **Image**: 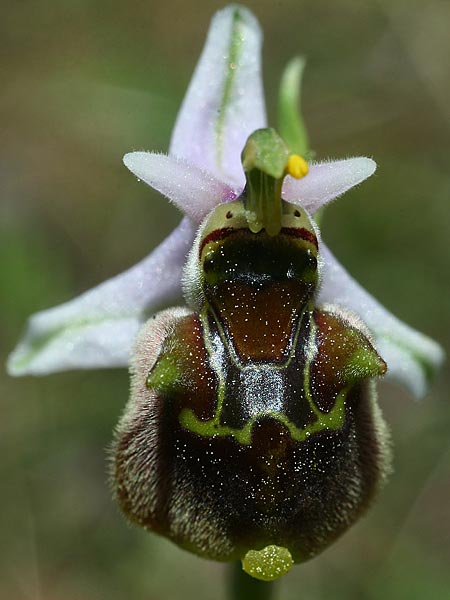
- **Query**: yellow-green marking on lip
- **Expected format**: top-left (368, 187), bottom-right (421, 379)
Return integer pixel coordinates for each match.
top-left (242, 545), bottom-right (293, 581)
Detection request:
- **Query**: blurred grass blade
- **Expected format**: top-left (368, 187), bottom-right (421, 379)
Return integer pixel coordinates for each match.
top-left (278, 57), bottom-right (310, 156)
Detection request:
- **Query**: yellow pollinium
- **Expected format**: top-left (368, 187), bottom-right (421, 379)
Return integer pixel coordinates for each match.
top-left (242, 545), bottom-right (294, 581)
top-left (286, 154), bottom-right (309, 179)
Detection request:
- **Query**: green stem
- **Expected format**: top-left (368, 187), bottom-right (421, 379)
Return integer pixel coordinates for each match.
top-left (229, 562), bottom-right (275, 600)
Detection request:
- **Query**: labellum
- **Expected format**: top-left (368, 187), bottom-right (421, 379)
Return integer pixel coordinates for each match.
top-left (112, 130), bottom-right (391, 581)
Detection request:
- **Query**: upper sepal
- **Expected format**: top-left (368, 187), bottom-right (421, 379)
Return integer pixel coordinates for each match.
top-left (169, 5), bottom-right (267, 187)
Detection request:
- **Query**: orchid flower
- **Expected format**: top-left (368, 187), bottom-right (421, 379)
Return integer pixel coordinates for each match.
top-left (7, 5), bottom-right (443, 401)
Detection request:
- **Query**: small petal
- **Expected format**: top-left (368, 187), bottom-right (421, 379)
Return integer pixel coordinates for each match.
top-left (123, 152), bottom-right (235, 223)
top-left (169, 5), bottom-right (267, 187)
top-left (282, 157), bottom-right (376, 214)
top-left (7, 218), bottom-right (196, 375)
top-left (317, 244), bottom-right (445, 398)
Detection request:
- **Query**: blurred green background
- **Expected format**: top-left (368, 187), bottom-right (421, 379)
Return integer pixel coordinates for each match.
top-left (1, 1), bottom-right (449, 599)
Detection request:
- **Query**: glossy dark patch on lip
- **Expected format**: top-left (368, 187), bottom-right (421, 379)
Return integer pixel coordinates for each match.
top-left (200, 227), bottom-right (317, 258)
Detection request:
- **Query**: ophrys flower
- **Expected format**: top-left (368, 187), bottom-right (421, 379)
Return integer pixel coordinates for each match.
top-left (7, 4), bottom-right (444, 582)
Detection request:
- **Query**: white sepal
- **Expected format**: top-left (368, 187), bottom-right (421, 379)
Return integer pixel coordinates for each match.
top-left (318, 244), bottom-right (444, 398)
top-left (7, 218), bottom-right (196, 375)
top-left (169, 5), bottom-right (267, 187)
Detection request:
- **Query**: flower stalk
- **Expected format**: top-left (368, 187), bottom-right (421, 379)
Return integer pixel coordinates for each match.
top-left (230, 563), bottom-right (275, 600)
